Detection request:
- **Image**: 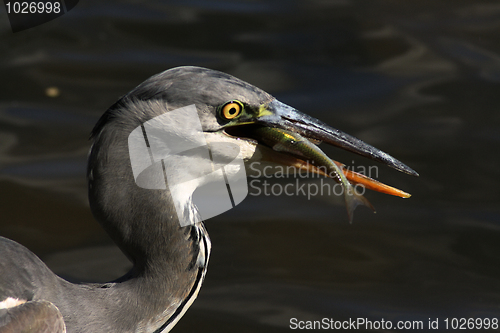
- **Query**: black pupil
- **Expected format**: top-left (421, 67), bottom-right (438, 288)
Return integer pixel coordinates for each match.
top-left (229, 107), bottom-right (237, 114)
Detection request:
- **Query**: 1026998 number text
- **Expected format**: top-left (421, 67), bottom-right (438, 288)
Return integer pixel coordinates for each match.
top-left (444, 318), bottom-right (498, 330)
top-left (5, 1), bottom-right (61, 14)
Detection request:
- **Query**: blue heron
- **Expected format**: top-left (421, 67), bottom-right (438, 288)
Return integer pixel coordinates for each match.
top-left (0, 67), bottom-right (417, 332)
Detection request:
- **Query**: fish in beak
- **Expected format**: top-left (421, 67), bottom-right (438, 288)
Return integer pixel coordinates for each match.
top-left (223, 99), bottom-right (418, 222)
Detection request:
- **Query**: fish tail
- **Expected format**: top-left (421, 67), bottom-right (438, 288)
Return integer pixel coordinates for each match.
top-left (344, 184), bottom-right (376, 223)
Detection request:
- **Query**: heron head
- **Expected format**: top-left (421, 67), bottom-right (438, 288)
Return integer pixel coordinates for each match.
top-left (89, 66), bottom-right (417, 232)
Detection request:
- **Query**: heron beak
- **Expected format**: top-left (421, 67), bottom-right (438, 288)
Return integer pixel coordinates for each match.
top-left (246, 99), bottom-right (418, 198)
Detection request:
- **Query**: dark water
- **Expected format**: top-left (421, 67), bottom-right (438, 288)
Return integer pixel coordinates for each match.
top-left (1, 0), bottom-right (500, 331)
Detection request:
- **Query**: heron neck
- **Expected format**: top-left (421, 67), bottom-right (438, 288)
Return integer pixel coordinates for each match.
top-left (87, 146), bottom-right (202, 274)
top-left (85, 122), bottom-right (209, 331)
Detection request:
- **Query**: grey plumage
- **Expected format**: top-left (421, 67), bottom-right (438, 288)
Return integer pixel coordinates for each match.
top-left (1, 67), bottom-right (220, 333)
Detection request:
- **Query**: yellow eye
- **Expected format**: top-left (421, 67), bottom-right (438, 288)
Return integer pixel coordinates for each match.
top-left (221, 101), bottom-right (242, 120)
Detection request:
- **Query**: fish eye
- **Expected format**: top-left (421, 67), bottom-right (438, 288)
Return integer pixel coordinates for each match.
top-left (220, 100), bottom-right (243, 120)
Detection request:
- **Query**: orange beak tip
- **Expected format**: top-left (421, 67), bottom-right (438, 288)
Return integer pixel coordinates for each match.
top-left (341, 167), bottom-right (412, 199)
